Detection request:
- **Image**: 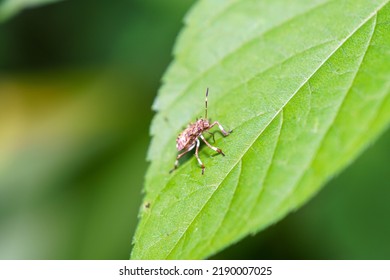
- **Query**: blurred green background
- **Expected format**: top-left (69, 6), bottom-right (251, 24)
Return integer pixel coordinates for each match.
top-left (0, 0), bottom-right (389, 259)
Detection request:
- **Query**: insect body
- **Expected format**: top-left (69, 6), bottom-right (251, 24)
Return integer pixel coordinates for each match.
top-left (170, 88), bottom-right (232, 175)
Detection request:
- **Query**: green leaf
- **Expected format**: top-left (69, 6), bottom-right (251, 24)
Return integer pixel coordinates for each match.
top-left (132, 0), bottom-right (390, 259)
top-left (0, 0), bottom-right (61, 22)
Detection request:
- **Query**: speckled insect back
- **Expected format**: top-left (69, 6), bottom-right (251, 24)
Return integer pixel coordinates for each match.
top-left (170, 88), bottom-right (232, 175)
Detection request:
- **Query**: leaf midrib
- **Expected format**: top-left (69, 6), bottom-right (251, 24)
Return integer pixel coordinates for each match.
top-left (275, 13), bottom-right (378, 215)
top-left (157, 0), bottom-right (330, 117)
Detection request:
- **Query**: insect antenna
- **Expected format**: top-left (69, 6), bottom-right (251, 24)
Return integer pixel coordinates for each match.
top-left (205, 87), bottom-right (209, 119)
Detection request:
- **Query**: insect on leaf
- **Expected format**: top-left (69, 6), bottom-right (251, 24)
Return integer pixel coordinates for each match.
top-left (131, 0), bottom-right (390, 259)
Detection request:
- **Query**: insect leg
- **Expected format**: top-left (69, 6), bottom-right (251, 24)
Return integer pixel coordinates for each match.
top-left (200, 134), bottom-right (225, 156)
top-left (205, 131), bottom-right (216, 143)
top-left (209, 121), bottom-right (232, 136)
top-left (169, 144), bottom-right (195, 173)
top-left (195, 138), bottom-right (205, 175)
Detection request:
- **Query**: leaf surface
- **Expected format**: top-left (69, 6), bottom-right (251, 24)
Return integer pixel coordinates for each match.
top-left (132, 0), bottom-right (390, 259)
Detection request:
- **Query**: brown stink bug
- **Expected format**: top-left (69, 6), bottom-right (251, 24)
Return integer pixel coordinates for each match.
top-left (169, 88), bottom-right (232, 175)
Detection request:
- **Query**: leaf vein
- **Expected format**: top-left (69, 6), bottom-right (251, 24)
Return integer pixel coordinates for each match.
top-left (247, 110), bottom-right (284, 224)
top-left (276, 13), bottom-right (379, 212)
top-left (159, 0), bottom-right (332, 115)
top-left (165, 160), bottom-right (242, 258)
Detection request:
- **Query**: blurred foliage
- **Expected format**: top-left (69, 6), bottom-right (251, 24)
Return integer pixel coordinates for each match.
top-left (0, 0), bottom-right (61, 22)
top-left (0, 0), bottom-right (389, 260)
top-left (0, 0), bottom-right (195, 259)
